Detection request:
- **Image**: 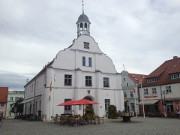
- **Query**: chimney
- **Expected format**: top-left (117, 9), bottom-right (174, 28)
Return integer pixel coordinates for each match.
top-left (173, 56), bottom-right (178, 59)
top-left (26, 79), bottom-right (29, 84)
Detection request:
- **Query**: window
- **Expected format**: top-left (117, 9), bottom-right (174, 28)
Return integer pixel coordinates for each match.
top-left (124, 92), bottom-right (127, 98)
top-left (64, 99), bottom-right (72, 114)
top-left (1, 103), bottom-right (4, 107)
top-left (144, 88), bottom-right (148, 95)
top-left (89, 57), bottom-right (92, 67)
top-left (147, 77), bottom-right (157, 83)
top-left (10, 104), bottom-right (13, 107)
top-left (10, 97), bottom-right (13, 101)
top-left (171, 73), bottom-right (180, 80)
top-left (85, 76), bottom-right (92, 86)
top-left (124, 78), bottom-right (125, 81)
top-left (15, 97), bottom-right (19, 101)
top-left (105, 99), bottom-right (110, 111)
top-left (82, 56), bottom-right (86, 66)
top-left (130, 91), bottom-right (134, 98)
top-left (166, 86), bottom-right (171, 93)
top-left (64, 75), bottom-right (72, 86)
top-left (152, 88), bottom-right (157, 94)
top-left (85, 23), bottom-right (87, 28)
top-left (103, 77), bottom-right (109, 87)
top-left (80, 23), bottom-right (83, 28)
top-left (127, 83), bottom-right (128, 86)
top-left (84, 42), bottom-right (89, 49)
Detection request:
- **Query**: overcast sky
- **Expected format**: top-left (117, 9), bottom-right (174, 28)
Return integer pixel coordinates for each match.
top-left (0, 0), bottom-right (180, 91)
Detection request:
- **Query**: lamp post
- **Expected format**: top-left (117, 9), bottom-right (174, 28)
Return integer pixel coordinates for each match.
top-left (141, 81), bottom-right (145, 118)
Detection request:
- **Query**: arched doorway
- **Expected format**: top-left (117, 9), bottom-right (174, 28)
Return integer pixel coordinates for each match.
top-left (83, 96), bottom-right (94, 116)
top-left (83, 96), bottom-right (93, 101)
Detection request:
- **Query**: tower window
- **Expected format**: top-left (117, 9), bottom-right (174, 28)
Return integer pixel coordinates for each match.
top-left (80, 23), bottom-right (83, 28)
top-left (85, 23), bottom-right (87, 28)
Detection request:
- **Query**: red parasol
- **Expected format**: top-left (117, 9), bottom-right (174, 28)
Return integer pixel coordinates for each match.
top-left (57, 100), bottom-right (76, 106)
top-left (75, 99), bottom-right (99, 105)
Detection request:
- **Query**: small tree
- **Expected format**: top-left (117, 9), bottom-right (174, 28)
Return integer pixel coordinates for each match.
top-left (108, 105), bottom-right (118, 119)
top-left (85, 105), bottom-right (95, 119)
top-left (11, 97), bottom-right (24, 116)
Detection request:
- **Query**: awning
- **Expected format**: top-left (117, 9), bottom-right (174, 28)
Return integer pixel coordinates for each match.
top-left (137, 99), bottom-right (159, 105)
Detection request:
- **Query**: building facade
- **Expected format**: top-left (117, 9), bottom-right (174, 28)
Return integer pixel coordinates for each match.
top-left (0, 87), bottom-right (8, 118)
top-left (23, 11), bottom-right (124, 121)
top-left (6, 91), bottom-right (24, 118)
top-left (121, 71), bottom-right (146, 115)
top-left (139, 56), bottom-right (180, 117)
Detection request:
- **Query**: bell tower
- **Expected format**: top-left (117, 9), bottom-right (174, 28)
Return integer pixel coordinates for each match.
top-left (76, 0), bottom-right (91, 37)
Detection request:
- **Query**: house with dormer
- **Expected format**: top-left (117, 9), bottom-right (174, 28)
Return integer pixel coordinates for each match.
top-left (139, 56), bottom-right (180, 116)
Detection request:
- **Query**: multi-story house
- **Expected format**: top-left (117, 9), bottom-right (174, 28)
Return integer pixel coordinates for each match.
top-left (121, 70), bottom-right (146, 115)
top-left (6, 91), bottom-right (24, 118)
top-left (139, 56), bottom-right (180, 116)
top-left (22, 10), bottom-right (124, 121)
top-left (0, 87), bottom-right (8, 118)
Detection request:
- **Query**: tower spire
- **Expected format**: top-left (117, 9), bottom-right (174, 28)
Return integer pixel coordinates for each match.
top-left (82, 0), bottom-right (84, 14)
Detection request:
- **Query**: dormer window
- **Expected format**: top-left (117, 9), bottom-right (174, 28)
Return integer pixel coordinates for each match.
top-left (84, 42), bottom-right (89, 49)
top-left (146, 77), bottom-right (157, 83)
top-left (170, 73), bottom-right (180, 80)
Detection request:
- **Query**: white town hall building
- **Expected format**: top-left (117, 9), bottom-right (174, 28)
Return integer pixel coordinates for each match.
top-left (23, 9), bottom-right (124, 121)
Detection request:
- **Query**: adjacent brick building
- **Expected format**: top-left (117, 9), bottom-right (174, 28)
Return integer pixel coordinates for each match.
top-left (0, 87), bottom-right (8, 118)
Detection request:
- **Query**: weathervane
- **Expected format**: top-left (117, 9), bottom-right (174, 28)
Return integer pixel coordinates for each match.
top-left (123, 64), bottom-right (126, 71)
top-left (82, 0), bottom-right (84, 14)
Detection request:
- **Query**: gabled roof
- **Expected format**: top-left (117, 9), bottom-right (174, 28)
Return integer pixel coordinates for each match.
top-left (128, 73), bottom-right (147, 87)
top-left (0, 87), bottom-right (8, 102)
top-left (143, 56), bottom-right (180, 87)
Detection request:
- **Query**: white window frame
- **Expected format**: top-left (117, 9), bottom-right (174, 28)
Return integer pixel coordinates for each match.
top-left (152, 88), bottom-right (157, 94)
top-left (144, 88), bottom-right (148, 95)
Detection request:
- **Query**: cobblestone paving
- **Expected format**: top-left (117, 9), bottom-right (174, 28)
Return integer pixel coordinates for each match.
top-left (0, 117), bottom-right (180, 135)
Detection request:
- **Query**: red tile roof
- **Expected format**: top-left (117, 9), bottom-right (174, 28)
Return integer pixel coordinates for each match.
top-left (128, 73), bottom-right (147, 87)
top-left (143, 56), bottom-right (180, 87)
top-left (0, 87), bottom-right (8, 102)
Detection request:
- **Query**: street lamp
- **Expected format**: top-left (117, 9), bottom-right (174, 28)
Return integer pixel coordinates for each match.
top-left (141, 81), bottom-right (145, 118)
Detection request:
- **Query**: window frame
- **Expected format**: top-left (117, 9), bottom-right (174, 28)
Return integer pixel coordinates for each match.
top-left (85, 76), bottom-right (92, 86)
top-left (89, 57), bottom-right (92, 67)
top-left (130, 91), bottom-right (134, 98)
top-left (82, 56), bottom-right (86, 66)
top-left (103, 77), bottom-right (109, 87)
top-left (105, 99), bottom-right (110, 111)
top-left (64, 99), bottom-right (72, 114)
top-left (144, 88), bottom-right (148, 95)
top-left (152, 88), bottom-right (157, 94)
top-left (166, 86), bottom-right (171, 93)
top-left (64, 74), bottom-right (72, 86)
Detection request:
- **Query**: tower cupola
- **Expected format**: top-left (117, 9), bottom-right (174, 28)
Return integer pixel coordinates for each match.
top-left (76, 1), bottom-right (91, 37)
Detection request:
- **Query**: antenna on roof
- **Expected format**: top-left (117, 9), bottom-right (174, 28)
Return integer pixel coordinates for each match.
top-left (82, 0), bottom-right (84, 14)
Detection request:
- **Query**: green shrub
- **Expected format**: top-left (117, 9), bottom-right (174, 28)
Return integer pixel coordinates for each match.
top-left (85, 105), bottom-right (95, 119)
top-left (108, 105), bottom-right (118, 119)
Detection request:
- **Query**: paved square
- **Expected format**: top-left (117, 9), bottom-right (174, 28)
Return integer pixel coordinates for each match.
top-left (0, 117), bottom-right (180, 135)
